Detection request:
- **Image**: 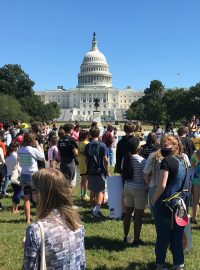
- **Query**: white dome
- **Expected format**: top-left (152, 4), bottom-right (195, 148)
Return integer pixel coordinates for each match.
top-left (77, 33), bottom-right (112, 88)
top-left (83, 50), bottom-right (107, 63)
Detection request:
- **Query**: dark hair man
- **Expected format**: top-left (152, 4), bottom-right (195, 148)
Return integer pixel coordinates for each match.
top-left (57, 124), bottom-right (78, 188)
top-left (178, 126), bottom-right (195, 160)
top-left (84, 127), bottom-right (109, 218)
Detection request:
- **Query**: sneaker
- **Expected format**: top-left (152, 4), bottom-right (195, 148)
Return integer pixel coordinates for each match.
top-left (123, 235), bottom-right (133, 244)
top-left (81, 194), bottom-right (90, 202)
top-left (92, 210), bottom-right (104, 218)
top-left (72, 205), bottom-right (79, 209)
top-left (1, 192), bottom-right (11, 198)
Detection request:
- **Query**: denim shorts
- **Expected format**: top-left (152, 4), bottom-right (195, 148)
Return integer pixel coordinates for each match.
top-left (20, 174), bottom-right (32, 187)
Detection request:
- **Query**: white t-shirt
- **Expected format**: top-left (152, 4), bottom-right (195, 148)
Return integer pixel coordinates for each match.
top-left (4, 131), bottom-right (12, 146)
top-left (48, 145), bottom-right (58, 167)
top-left (0, 147), bottom-right (5, 165)
top-left (143, 152), bottom-right (162, 188)
top-left (18, 146), bottom-right (44, 175)
top-left (5, 152), bottom-right (20, 176)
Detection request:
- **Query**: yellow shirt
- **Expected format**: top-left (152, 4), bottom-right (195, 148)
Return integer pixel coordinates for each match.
top-left (77, 140), bottom-right (89, 175)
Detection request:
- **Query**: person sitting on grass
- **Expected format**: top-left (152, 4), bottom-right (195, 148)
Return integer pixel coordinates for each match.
top-left (84, 127), bottom-right (109, 218)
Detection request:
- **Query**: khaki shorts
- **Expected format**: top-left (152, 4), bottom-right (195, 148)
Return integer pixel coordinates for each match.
top-left (124, 184), bottom-right (147, 210)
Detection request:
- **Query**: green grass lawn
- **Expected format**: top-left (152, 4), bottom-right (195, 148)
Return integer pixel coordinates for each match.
top-left (0, 181), bottom-right (200, 270)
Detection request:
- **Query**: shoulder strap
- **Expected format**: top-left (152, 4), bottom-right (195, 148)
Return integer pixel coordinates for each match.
top-left (37, 221), bottom-right (47, 270)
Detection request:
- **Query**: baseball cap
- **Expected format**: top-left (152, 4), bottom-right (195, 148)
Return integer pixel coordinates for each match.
top-left (175, 199), bottom-right (189, 226)
top-left (15, 135), bottom-right (23, 144)
top-left (21, 123), bottom-right (29, 129)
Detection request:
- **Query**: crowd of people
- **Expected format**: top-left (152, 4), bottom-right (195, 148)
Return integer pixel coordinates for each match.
top-left (0, 117), bottom-right (199, 269)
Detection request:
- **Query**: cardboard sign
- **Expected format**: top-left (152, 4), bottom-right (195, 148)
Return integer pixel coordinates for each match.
top-left (107, 176), bottom-right (123, 219)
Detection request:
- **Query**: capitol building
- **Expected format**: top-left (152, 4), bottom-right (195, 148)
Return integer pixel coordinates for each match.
top-left (36, 33), bottom-right (143, 121)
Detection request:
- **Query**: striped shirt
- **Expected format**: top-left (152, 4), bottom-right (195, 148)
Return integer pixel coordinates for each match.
top-left (125, 154), bottom-right (146, 188)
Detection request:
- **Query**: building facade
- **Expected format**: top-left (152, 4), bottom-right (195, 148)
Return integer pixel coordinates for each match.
top-left (36, 33), bottom-right (143, 121)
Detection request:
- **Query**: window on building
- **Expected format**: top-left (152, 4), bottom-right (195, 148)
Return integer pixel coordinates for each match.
top-left (78, 111), bottom-right (80, 115)
top-left (83, 111), bottom-right (85, 115)
top-left (88, 111), bottom-right (90, 115)
top-left (103, 111), bottom-right (106, 115)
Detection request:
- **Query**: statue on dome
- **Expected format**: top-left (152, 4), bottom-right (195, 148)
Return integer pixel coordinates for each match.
top-left (94, 98), bottom-right (100, 111)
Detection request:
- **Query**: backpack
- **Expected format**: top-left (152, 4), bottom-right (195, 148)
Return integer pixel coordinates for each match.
top-left (121, 153), bottom-right (133, 180)
top-left (102, 131), bottom-right (114, 148)
top-left (87, 143), bottom-right (102, 175)
top-left (162, 157), bottom-right (189, 212)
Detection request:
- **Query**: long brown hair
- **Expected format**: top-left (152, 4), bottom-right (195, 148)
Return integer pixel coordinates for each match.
top-left (22, 132), bottom-right (36, 147)
top-left (161, 135), bottom-right (183, 156)
top-left (32, 168), bottom-right (80, 231)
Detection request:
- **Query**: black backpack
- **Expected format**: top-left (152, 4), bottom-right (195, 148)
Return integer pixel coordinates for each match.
top-left (87, 143), bottom-right (102, 175)
top-left (121, 153), bottom-right (133, 180)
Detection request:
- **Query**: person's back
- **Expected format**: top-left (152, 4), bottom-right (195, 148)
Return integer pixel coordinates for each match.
top-left (22, 169), bottom-right (86, 269)
top-left (115, 121), bottom-right (135, 173)
top-left (77, 140), bottom-right (89, 175)
top-left (125, 153), bottom-right (146, 188)
top-left (178, 126), bottom-right (195, 160)
top-left (85, 140), bottom-right (107, 176)
top-left (24, 210), bottom-right (85, 269)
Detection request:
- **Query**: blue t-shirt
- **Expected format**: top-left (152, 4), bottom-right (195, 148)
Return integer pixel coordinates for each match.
top-left (84, 140), bottom-right (108, 176)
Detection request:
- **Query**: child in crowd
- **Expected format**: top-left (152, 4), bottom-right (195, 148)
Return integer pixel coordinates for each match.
top-left (48, 136), bottom-right (59, 168)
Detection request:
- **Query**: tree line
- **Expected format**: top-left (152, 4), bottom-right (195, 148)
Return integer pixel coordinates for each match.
top-left (126, 80), bottom-right (200, 125)
top-left (0, 64), bottom-right (60, 122)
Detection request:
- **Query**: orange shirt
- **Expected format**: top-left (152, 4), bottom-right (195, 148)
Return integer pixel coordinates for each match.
top-left (0, 142), bottom-right (6, 156)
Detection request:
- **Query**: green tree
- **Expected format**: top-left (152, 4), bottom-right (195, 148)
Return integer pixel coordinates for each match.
top-left (43, 102), bottom-right (61, 120)
top-left (0, 64), bottom-right (35, 99)
top-left (144, 80), bottom-right (164, 99)
top-left (163, 88), bottom-right (188, 122)
top-left (128, 80), bottom-right (166, 124)
top-left (0, 94), bottom-right (30, 122)
top-left (187, 83), bottom-right (200, 117)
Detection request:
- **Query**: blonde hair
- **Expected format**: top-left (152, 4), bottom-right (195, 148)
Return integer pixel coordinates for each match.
top-left (32, 168), bottom-right (80, 231)
top-left (151, 149), bottom-right (163, 176)
top-left (161, 135), bottom-right (183, 156)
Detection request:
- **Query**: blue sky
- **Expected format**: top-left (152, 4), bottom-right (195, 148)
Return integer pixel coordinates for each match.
top-left (0, 0), bottom-right (200, 91)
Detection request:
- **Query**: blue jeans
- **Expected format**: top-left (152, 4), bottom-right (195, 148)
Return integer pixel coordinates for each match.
top-left (11, 184), bottom-right (22, 204)
top-left (0, 175), bottom-right (10, 193)
top-left (148, 186), bottom-right (156, 219)
top-left (108, 147), bottom-right (114, 166)
top-left (154, 204), bottom-right (184, 269)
